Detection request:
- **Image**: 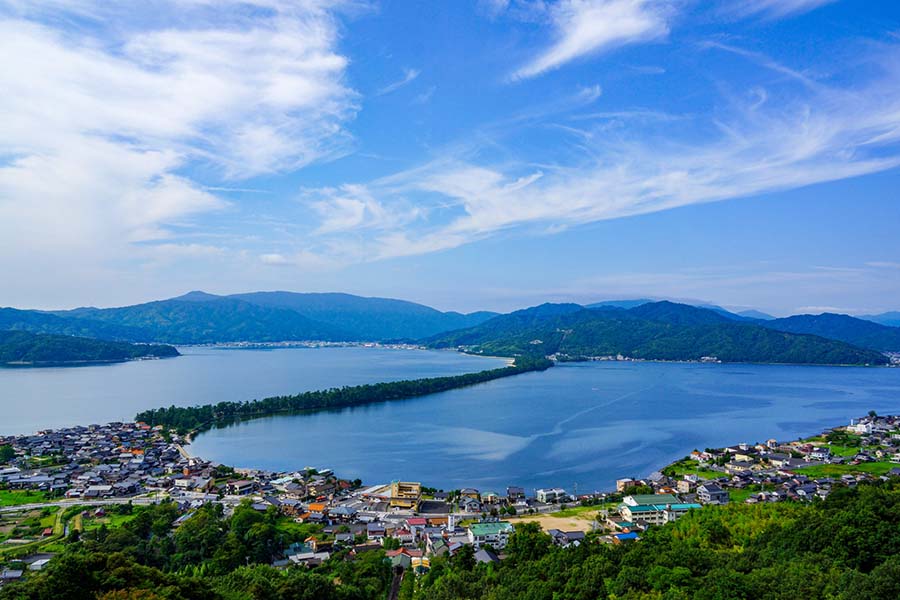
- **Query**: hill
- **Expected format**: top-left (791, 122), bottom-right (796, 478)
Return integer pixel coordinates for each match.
top-left (0, 330), bottom-right (179, 365)
top-left (738, 309), bottom-right (775, 320)
top-left (57, 296), bottom-right (351, 344)
top-left (0, 307), bottom-right (148, 341)
top-left (427, 301), bottom-right (889, 365)
top-left (762, 313), bottom-right (900, 352)
top-left (228, 291), bottom-right (496, 340)
top-left (859, 311), bottom-right (900, 328)
top-left (0, 291), bottom-right (499, 343)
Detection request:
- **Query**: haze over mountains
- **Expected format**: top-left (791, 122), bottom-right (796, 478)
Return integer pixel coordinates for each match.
top-left (0, 292), bottom-right (898, 365)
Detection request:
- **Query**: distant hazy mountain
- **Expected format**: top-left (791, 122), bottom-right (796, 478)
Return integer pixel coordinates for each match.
top-left (0, 290), bottom-right (497, 344)
top-left (761, 313), bottom-right (900, 352)
top-left (55, 295), bottom-right (351, 344)
top-left (858, 312), bottom-right (900, 328)
top-left (737, 309), bottom-right (775, 320)
top-left (586, 299), bottom-right (654, 310)
top-left (426, 301), bottom-right (888, 365)
top-left (0, 330), bottom-right (178, 365)
top-left (629, 301), bottom-right (735, 326)
top-left (588, 299), bottom-right (769, 322)
top-left (229, 291), bottom-right (496, 340)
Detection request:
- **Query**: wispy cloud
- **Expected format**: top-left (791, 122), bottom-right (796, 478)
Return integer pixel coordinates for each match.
top-left (0, 0), bottom-right (357, 291)
top-left (376, 67), bottom-right (421, 96)
top-left (288, 42), bottom-right (900, 266)
top-left (511, 0), bottom-right (674, 80)
top-left (722, 0), bottom-right (838, 20)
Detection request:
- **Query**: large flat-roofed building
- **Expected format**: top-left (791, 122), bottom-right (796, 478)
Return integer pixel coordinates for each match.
top-left (619, 493), bottom-right (700, 525)
top-left (467, 521), bottom-right (515, 549)
top-left (390, 481), bottom-right (422, 509)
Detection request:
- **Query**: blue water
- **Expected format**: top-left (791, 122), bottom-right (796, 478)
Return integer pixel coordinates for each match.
top-left (3, 347), bottom-right (899, 492)
top-left (190, 360), bottom-right (900, 492)
top-left (0, 346), bottom-right (506, 436)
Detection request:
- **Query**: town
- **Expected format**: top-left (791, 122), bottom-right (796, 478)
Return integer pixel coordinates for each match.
top-left (2, 413), bottom-right (900, 588)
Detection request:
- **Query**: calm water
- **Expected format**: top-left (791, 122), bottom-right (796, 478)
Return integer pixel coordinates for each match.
top-left (190, 361), bottom-right (900, 492)
top-left (0, 346), bottom-right (506, 436)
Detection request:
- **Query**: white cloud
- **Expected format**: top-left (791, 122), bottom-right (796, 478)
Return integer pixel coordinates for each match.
top-left (0, 0), bottom-right (357, 295)
top-left (291, 43), bottom-right (900, 267)
top-left (724, 0), bottom-right (838, 20)
top-left (377, 67), bottom-right (421, 96)
top-left (512, 0), bottom-right (673, 80)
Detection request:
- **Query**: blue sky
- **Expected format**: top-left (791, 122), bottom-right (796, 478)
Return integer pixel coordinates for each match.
top-left (1, 0), bottom-right (899, 315)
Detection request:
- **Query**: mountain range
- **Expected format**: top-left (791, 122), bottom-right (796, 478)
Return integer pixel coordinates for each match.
top-left (0, 291), bottom-right (497, 345)
top-left (0, 292), bottom-right (897, 363)
top-left (425, 301), bottom-right (891, 365)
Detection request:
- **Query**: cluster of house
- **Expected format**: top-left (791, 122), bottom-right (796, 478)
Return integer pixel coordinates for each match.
top-left (607, 414), bottom-right (900, 529)
top-left (0, 423), bottom-right (187, 498)
top-left (4, 413), bottom-right (900, 585)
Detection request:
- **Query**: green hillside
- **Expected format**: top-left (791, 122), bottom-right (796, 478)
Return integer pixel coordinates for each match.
top-left (427, 302), bottom-right (889, 365)
top-left (763, 313), bottom-right (900, 352)
top-left (0, 330), bottom-right (179, 365)
top-left (58, 296), bottom-right (351, 344)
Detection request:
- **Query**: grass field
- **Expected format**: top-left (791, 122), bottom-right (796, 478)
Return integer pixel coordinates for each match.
top-left (823, 445), bottom-right (862, 457)
top-left (794, 461), bottom-right (898, 478)
top-left (663, 459), bottom-right (723, 480)
top-left (550, 503), bottom-right (616, 519)
top-left (728, 489), bottom-right (755, 503)
top-left (0, 490), bottom-right (48, 507)
top-left (81, 509), bottom-right (142, 532)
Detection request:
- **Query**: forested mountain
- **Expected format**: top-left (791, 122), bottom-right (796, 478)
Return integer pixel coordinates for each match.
top-left (761, 313), bottom-right (900, 352)
top-left (0, 291), bottom-right (497, 343)
top-left (738, 309), bottom-right (776, 320)
top-left (0, 330), bottom-right (178, 365)
top-left (427, 301), bottom-right (889, 365)
top-left (229, 291), bottom-right (496, 340)
top-left (56, 296), bottom-right (351, 344)
top-left (1, 292), bottom-right (896, 350)
top-left (0, 307), bottom-right (147, 340)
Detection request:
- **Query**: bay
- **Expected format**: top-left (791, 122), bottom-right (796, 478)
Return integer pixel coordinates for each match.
top-left (190, 361), bottom-right (900, 492)
top-left (0, 346), bottom-right (506, 436)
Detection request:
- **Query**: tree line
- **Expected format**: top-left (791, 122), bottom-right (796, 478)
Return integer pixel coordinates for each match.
top-left (135, 357), bottom-right (553, 433)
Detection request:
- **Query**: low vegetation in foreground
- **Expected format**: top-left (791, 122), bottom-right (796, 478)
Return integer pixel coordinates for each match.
top-left (1, 481), bottom-right (899, 599)
top-left (134, 356), bottom-right (552, 432)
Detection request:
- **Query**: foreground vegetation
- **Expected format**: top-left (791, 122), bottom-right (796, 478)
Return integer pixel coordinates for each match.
top-left (135, 357), bottom-right (553, 432)
top-left (3, 481), bottom-right (899, 599)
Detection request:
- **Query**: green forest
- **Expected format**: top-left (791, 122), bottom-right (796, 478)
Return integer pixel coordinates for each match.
top-left (0, 331), bottom-right (179, 366)
top-left (3, 480), bottom-right (899, 599)
top-left (135, 357), bottom-right (553, 432)
top-left (427, 305), bottom-right (889, 366)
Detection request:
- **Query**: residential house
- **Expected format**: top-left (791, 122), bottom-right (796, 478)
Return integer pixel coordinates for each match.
top-left (467, 521), bottom-right (515, 549)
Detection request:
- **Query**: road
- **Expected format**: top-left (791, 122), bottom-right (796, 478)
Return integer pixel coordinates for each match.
top-left (0, 495), bottom-right (165, 514)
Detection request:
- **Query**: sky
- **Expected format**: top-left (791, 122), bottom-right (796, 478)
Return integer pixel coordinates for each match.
top-left (1, 0), bottom-right (900, 316)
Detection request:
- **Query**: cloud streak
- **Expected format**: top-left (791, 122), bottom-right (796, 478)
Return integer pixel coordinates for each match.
top-left (377, 67), bottom-right (421, 95)
top-left (291, 42), bottom-right (900, 266)
top-left (723, 0), bottom-right (838, 20)
top-left (511, 0), bottom-right (673, 80)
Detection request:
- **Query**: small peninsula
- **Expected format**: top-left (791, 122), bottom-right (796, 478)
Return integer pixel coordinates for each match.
top-left (0, 330), bottom-right (179, 366)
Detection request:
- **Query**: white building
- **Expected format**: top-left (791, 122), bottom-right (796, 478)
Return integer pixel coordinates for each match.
top-left (536, 488), bottom-right (567, 503)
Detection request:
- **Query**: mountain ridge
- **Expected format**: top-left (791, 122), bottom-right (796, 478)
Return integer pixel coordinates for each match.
top-left (426, 301), bottom-right (889, 366)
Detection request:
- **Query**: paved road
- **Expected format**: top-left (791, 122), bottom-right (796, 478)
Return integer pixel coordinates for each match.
top-left (0, 496), bottom-right (165, 514)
